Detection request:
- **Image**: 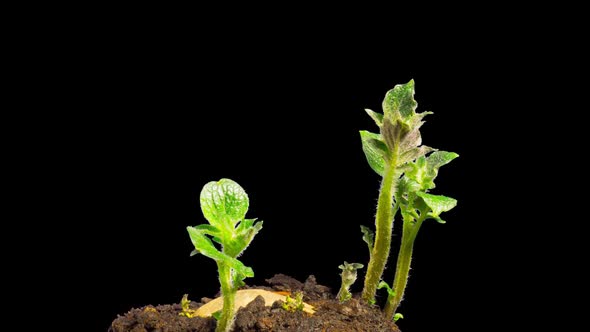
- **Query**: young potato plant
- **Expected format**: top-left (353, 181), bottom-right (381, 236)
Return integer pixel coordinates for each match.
top-left (359, 80), bottom-right (458, 320)
top-left (187, 178), bottom-right (263, 332)
top-left (337, 262), bottom-right (364, 303)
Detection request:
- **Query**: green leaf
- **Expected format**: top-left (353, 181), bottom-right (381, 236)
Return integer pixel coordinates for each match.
top-left (378, 281), bottom-right (395, 297)
top-left (193, 224), bottom-right (221, 237)
top-left (186, 226), bottom-right (254, 278)
top-left (405, 151), bottom-right (458, 190)
top-left (235, 218), bottom-right (257, 235)
top-left (430, 215), bottom-right (447, 224)
top-left (200, 178), bottom-right (249, 227)
top-left (415, 192), bottom-right (457, 218)
top-left (364, 108), bottom-right (383, 126)
top-left (394, 313), bottom-right (404, 321)
top-left (360, 131), bottom-right (387, 176)
top-left (227, 219), bottom-right (263, 257)
top-left (211, 310), bottom-right (222, 321)
top-left (397, 177), bottom-right (420, 197)
top-left (382, 79), bottom-right (417, 119)
top-left (360, 225), bottom-right (374, 255)
top-left (427, 151), bottom-right (459, 175)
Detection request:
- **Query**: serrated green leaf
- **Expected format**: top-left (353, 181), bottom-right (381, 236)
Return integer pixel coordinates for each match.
top-left (415, 192), bottom-right (457, 217)
top-left (227, 220), bottom-right (263, 257)
top-left (364, 108), bottom-right (383, 126)
top-left (235, 218), bottom-right (256, 235)
top-left (186, 226), bottom-right (254, 278)
top-left (360, 225), bottom-right (374, 254)
top-left (360, 131), bottom-right (387, 176)
top-left (405, 151), bottom-right (458, 190)
top-left (382, 79), bottom-right (417, 119)
top-left (200, 178), bottom-right (249, 227)
top-left (427, 151), bottom-right (459, 174)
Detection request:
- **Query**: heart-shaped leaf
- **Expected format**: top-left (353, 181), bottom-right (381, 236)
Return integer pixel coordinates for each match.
top-left (200, 178), bottom-right (249, 227)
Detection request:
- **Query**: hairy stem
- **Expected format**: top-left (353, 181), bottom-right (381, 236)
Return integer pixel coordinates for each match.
top-left (362, 146), bottom-right (400, 302)
top-left (216, 263), bottom-right (236, 332)
top-left (337, 284), bottom-right (350, 302)
top-left (384, 215), bottom-right (425, 318)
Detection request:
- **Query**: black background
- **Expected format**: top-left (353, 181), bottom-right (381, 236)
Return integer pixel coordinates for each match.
top-left (42, 22), bottom-right (509, 332)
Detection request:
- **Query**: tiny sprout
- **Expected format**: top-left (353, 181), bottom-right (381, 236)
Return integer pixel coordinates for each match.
top-left (337, 262), bottom-right (364, 303)
top-left (394, 313), bottom-right (404, 322)
top-left (212, 310), bottom-right (222, 321)
top-left (282, 292), bottom-right (304, 312)
top-left (377, 280), bottom-right (395, 298)
top-left (179, 294), bottom-right (198, 318)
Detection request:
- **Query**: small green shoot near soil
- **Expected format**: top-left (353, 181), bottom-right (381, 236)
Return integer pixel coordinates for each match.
top-left (187, 179), bottom-right (263, 332)
top-left (179, 294), bottom-right (198, 318)
top-left (359, 80), bottom-right (458, 320)
top-left (377, 280), bottom-right (395, 298)
top-left (282, 292), bottom-right (305, 312)
top-left (337, 262), bottom-right (364, 303)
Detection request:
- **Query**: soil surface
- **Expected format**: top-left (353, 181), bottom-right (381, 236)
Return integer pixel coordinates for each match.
top-left (109, 274), bottom-right (400, 332)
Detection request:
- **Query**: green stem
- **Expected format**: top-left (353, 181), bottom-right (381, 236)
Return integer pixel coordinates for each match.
top-left (337, 285), bottom-right (350, 302)
top-left (216, 263), bottom-right (236, 332)
top-left (384, 215), bottom-right (426, 319)
top-left (362, 148), bottom-right (400, 303)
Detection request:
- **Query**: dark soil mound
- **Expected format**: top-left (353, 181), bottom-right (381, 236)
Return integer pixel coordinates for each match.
top-left (109, 274), bottom-right (400, 332)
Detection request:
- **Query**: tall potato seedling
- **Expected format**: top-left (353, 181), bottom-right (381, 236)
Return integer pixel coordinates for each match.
top-left (187, 179), bottom-right (262, 332)
top-left (359, 80), bottom-right (457, 319)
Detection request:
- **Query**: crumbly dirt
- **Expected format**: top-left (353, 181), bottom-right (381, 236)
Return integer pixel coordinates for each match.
top-left (109, 274), bottom-right (400, 332)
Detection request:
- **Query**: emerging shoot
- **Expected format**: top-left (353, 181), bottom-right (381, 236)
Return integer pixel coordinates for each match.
top-left (179, 294), bottom-right (198, 318)
top-left (337, 262), bottom-right (364, 303)
top-left (187, 179), bottom-right (263, 332)
top-left (282, 292), bottom-right (305, 312)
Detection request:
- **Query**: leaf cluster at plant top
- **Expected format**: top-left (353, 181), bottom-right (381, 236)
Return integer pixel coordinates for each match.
top-left (185, 80), bottom-right (458, 330)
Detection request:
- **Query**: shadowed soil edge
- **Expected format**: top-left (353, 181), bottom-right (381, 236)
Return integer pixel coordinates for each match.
top-left (109, 274), bottom-right (401, 332)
